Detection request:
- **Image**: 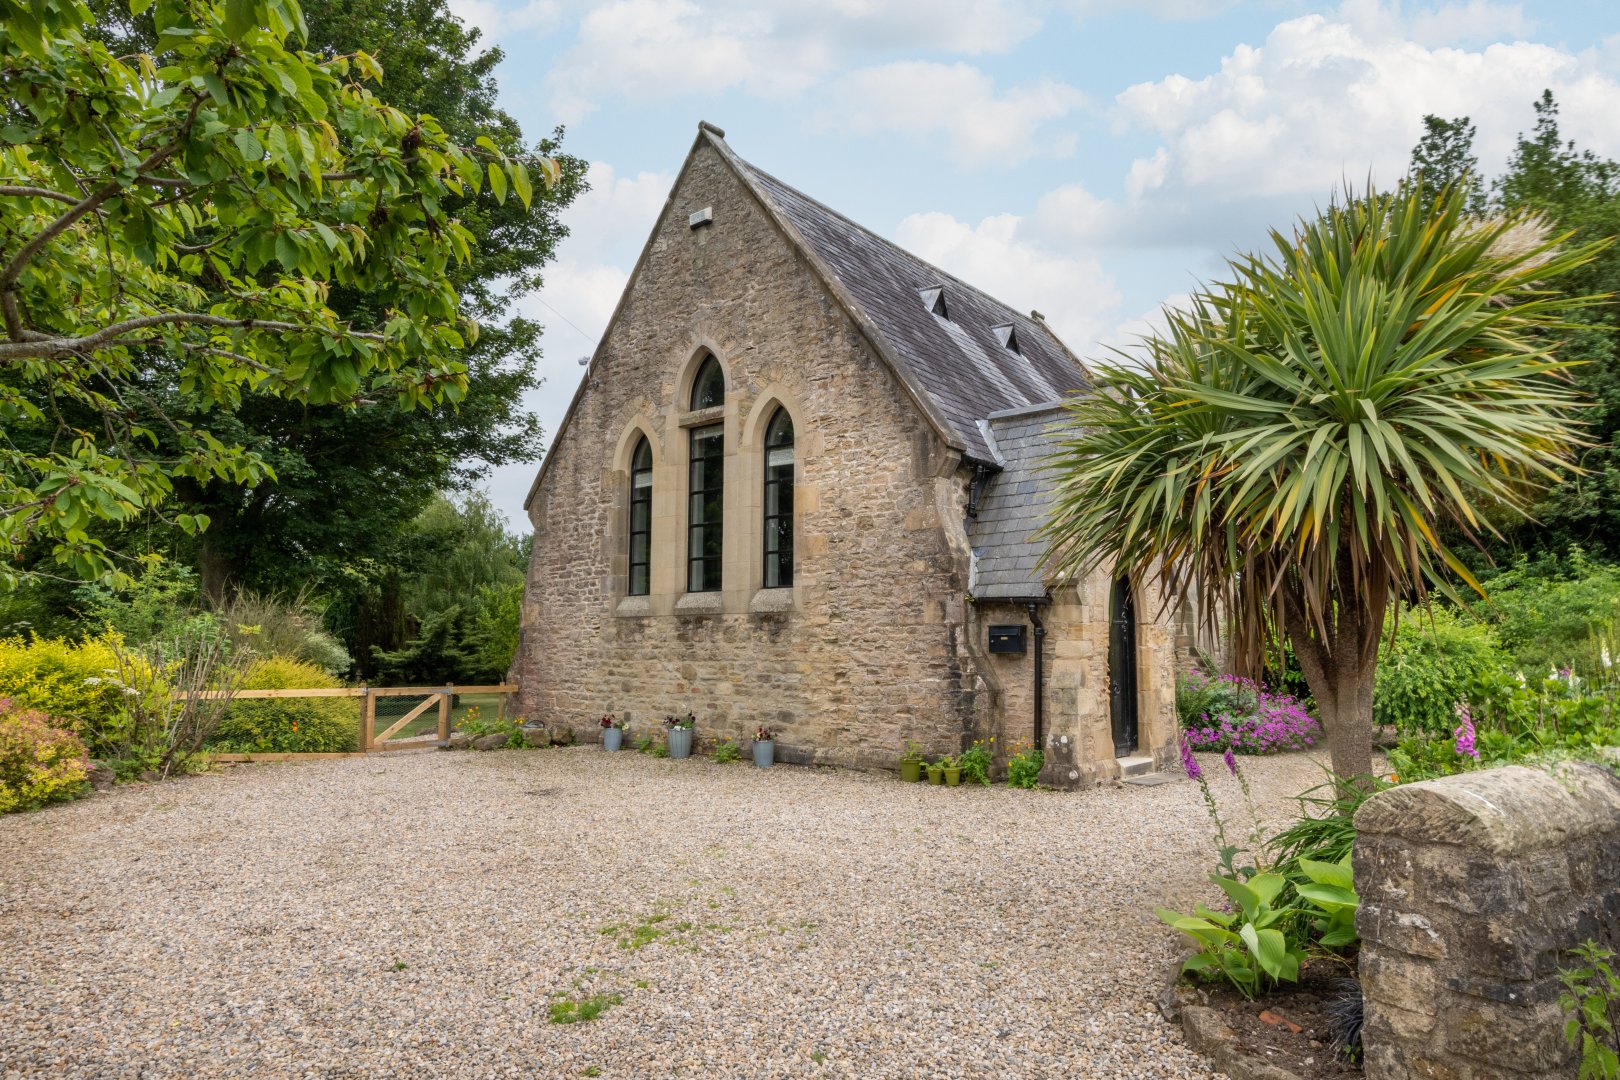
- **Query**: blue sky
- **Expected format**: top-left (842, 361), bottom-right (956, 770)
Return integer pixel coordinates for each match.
top-left (447, 0), bottom-right (1620, 524)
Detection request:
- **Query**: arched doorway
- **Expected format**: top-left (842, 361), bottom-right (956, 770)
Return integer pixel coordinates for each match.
top-left (1108, 576), bottom-right (1139, 756)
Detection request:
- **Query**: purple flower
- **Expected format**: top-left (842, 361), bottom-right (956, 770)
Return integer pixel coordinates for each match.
top-left (1179, 735), bottom-right (1203, 781)
top-left (1222, 748), bottom-right (1238, 776)
top-left (1453, 702), bottom-right (1480, 760)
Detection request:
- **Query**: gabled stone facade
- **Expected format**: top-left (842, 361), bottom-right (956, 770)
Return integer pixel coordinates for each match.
top-left (513, 124), bottom-right (1178, 785)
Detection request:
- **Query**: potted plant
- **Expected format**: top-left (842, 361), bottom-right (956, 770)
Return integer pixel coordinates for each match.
top-left (664, 713), bottom-right (695, 759)
top-left (600, 713), bottom-right (625, 751)
top-left (926, 758), bottom-right (945, 785)
top-left (941, 754), bottom-right (962, 787)
top-left (900, 741), bottom-right (924, 783)
top-left (753, 724), bottom-right (775, 768)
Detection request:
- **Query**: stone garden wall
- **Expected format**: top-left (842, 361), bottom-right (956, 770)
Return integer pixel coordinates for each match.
top-left (1353, 764), bottom-right (1620, 1079)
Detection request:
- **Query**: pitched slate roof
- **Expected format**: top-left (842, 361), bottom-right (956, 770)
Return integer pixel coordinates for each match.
top-left (966, 403), bottom-right (1068, 600)
top-left (715, 139), bottom-right (1090, 464)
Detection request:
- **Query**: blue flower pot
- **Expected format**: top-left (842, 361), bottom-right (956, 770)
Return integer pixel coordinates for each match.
top-left (603, 727), bottom-right (622, 752)
top-left (667, 727), bottom-right (693, 759)
top-left (753, 740), bottom-right (775, 768)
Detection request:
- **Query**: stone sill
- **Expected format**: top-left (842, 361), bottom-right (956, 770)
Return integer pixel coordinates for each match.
top-left (614, 596), bottom-right (653, 618)
top-left (748, 588), bottom-right (794, 614)
top-left (674, 592), bottom-right (724, 615)
top-left (678, 405), bottom-right (725, 428)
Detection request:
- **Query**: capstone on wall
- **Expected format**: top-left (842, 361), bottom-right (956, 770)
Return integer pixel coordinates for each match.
top-left (514, 141), bottom-right (982, 768)
top-left (1354, 763), bottom-right (1620, 1080)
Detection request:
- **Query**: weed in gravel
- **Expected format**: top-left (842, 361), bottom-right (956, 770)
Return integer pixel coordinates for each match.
top-left (390, 961), bottom-right (407, 971)
top-left (714, 739), bottom-right (742, 764)
top-left (548, 994), bottom-right (622, 1025)
top-left (633, 979), bottom-right (649, 989)
top-left (582, 1068), bottom-right (602, 1077)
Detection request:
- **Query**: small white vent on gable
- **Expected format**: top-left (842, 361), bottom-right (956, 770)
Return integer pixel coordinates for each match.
top-left (918, 286), bottom-right (948, 319)
top-left (992, 323), bottom-right (1020, 353)
top-left (689, 207), bottom-right (714, 229)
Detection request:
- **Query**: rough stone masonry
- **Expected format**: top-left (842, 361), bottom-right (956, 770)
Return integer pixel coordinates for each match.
top-left (1354, 763), bottom-right (1620, 1079)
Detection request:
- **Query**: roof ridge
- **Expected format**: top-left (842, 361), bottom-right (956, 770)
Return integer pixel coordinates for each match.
top-left (739, 159), bottom-right (1059, 342)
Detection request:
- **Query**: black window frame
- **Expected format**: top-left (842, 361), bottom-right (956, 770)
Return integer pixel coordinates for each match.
top-left (687, 423), bottom-right (724, 592)
top-left (628, 436), bottom-right (653, 596)
top-left (763, 408), bottom-right (794, 589)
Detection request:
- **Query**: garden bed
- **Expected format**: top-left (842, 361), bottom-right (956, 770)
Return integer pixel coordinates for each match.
top-left (1196, 960), bottom-right (1360, 1078)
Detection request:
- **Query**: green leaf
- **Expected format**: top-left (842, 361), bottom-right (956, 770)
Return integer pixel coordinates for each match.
top-left (233, 129), bottom-right (264, 163)
top-left (487, 162), bottom-right (507, 204)
top-left (1298, 856), bottom-right (1355, 891)
top-left (223, 0), bottom-right (259, 40)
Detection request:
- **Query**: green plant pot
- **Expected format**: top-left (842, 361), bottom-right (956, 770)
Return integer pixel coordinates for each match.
top-left (900, 760), bottom-right (922, 783)
top-left (927, 765), bottom-right (944, 785)
top-left (944, 767), bottom-right (961, 787)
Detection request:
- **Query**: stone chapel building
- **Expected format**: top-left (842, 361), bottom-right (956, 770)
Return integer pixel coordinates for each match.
top-left (513, 122), bottom-right (1180, 787)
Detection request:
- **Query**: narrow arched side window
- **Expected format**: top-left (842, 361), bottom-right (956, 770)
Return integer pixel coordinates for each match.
top-left (628, 437), bottom-right (653, 596)
top-left (763, 408), bottom-right (794, 589)
top-left (690, 353), bottom-right (725, 410)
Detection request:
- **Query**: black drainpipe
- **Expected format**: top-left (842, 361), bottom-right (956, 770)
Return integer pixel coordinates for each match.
top-left (1026, 599), bottom-right (1047, 750)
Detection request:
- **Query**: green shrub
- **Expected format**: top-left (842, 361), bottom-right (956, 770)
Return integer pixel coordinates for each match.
top-left (1476, 551), bottom-right (1620, 677)
top-left (1007, 745), bottom-right (1042, 788)
top-left (1374, 609), bottom-right (1508, 737)
top-left (209, 657), bottom-right (358, 754)
top-left (958, 740), bottom-right (993, 785)
top-left (0, 633), bottom-right (151, 756)
top-left (713, 739), bottom-right (741, 764)
top-left (219, 590), bottom-right (353, 677)
top-left (0, 703), bottom-right (90, 813)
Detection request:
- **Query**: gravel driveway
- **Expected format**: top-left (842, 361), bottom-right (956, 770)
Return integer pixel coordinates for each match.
top-left (0, 746), bottom-right (1335, 1078)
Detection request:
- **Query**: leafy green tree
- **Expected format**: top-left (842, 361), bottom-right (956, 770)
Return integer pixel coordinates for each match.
top-left (1407, 114), bottom-right (1486, 215)
top-left (90, 0), bottom-right (586, 601)
top-left (1492, 91), bottom-right (1620, 559)
top-left (1042, 183), bottom-right (1608, 780)
top-left (0, 0), bottom-right (557, 588)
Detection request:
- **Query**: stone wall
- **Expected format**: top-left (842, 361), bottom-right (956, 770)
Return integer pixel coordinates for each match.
top-left (1354, 764), bottom-right (1620, 1079)
top-left (515, 138), bottom-right (984, 769)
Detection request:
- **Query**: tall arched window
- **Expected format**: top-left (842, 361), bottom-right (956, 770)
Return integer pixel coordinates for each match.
top-left (628, 436), bottom-right (652, 596)
top-left (763, 408), bottom-right (794, 589)
top-left (690, 354), bottom-right (725, 410)
top-left (686, 356), bottom-right (726, 592)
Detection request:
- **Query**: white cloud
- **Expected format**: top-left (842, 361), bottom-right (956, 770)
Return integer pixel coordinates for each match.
top-left (822, 62), bottom-right (1085, 164)
top-left (545, 0), bottom-right (1041, 122)
top-left (1082, 8), bottom-right (1620, 250)
top-left (894, 211), bottom-right (1123, 353)
top-left (445, 0), bottom-right (561, 40)
top-left (1338, 0), bottom-right (1531, 48)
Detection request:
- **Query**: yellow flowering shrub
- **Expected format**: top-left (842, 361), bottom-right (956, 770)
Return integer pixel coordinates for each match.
top-left (209, 657), bottom-right (358, 754)
top-left (0, 633), bottom-right (157, 756)
top-left (0, 703), bottom-right (90, 813)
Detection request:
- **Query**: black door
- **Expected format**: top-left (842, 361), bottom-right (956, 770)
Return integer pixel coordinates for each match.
top-left (1109, 576), bottom-right (1139, 756)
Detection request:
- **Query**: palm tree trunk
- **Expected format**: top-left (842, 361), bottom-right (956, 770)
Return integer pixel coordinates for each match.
top-left (1283, 590), bottom-right (1383, 783)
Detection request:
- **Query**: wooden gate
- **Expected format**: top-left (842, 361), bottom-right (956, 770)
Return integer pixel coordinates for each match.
top-left (202, 683), bottom-right (516, 761)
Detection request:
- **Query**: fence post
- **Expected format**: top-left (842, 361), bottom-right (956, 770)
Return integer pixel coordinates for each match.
top-left (361, 687), bottom-right (375, 753)
top-left (438, 687), bottom-right (452, 746)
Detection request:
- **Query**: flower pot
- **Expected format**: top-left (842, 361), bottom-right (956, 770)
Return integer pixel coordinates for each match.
top-left (927, 765), bottom-right (944, 785)
top-left (602, 727), bottom-right (623, 752)
top-left (944, 767), bottom-right (961, 787)
top-left (753, 739), bottom-right (775, 768)
top-left (667, 727), bottom-right (693, 759)
top-left (900, 760), bottom-right (922, 783)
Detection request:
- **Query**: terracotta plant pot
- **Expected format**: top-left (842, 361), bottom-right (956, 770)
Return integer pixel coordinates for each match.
top-left (900, 760), bottom-right (922, 783)
top-left (944, 767), bottom-right (961, 787)
top-left (927, 765), bottom-right (944, 785)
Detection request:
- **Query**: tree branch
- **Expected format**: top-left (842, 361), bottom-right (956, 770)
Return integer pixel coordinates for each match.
top-left (0, 312), bottom-right (387, 361)
top-left (0, 186), bottom-right (81, 205)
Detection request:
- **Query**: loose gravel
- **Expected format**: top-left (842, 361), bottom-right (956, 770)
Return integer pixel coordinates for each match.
top-left (0, 747), bottom-right (1337, 1078)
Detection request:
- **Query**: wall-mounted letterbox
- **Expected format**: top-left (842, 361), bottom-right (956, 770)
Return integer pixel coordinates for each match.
top-left (988, 624), bottom-right (1027, 654)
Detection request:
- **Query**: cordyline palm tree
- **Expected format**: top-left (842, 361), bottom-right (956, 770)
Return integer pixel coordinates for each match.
top-left (1041, 183), bottom-right (1610, 781)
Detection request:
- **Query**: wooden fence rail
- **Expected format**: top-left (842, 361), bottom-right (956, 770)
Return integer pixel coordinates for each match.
top-left (200, 683), bottom-right (518, 762)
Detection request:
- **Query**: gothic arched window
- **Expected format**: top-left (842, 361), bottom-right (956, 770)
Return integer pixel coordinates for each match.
top-left (763, 408), bottom-right (794, 589)
top-left (628, 436), bottom-right (652, 596)
top-left (690, 354), bottom-right (725, 410)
